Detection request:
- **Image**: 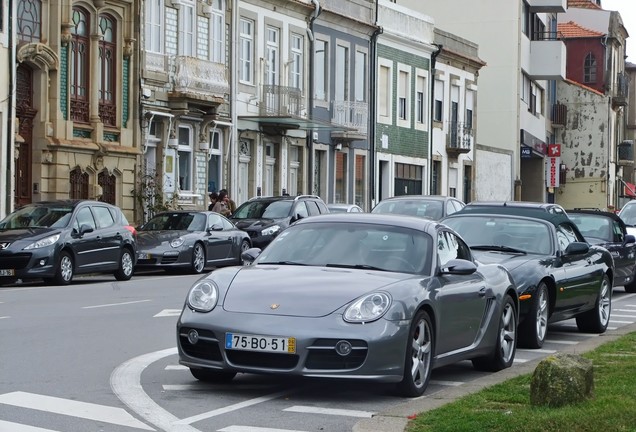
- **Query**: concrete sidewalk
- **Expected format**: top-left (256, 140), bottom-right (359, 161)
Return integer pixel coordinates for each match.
top-left (353, 322), bottom-right (636, 432)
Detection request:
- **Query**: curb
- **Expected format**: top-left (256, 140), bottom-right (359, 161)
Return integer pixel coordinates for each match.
top-left (352, 322), bottom-right (636, 432)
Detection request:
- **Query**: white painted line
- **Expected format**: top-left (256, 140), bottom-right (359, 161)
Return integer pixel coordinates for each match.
top-left (0, 420), bottom-right (60, 432)
top-left (218, 427), bottom-right (308, 432)
top-left (544, 339), bottom-right (580, 345)
top-left (609, 320), bottom-right (634, 324)
top-left (513, 358), bottom-right (529, 363)
top-left (608, 326), bottom-right (618, 330)
top-left (176, 389), bottom-right (296, 425)
top-left (83, 299), bottom-right (151, 309)
top-left (163, 384), bottom-right (271, 392)
top-left (547, 331), bottom-right (598, 337)
top-left (0, 391), bottom-right (153, 430)
top-left (0, 316), bottom-right (9, 320)
top-left (613, 309), bottom-right (636, 313)
top-left (429, 379), bottom-right (464, 387)
top-left (517, 349), bottom-right (557, 354)
top-left (154, 309), bottom-right (182, 317)
top-left (165, 365), bottom-right (188, 370)
top-left (283, 405), bottom-right (375, 418)
top-left (111, 347), bottom-right (201, 432)
top-left (611, 313), bottom-right (636, 317)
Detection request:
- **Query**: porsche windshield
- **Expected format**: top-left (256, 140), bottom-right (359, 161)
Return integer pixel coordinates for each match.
top-left (0, 205), bottom-right (73, 229)
top-left (255, 221), bottom-right (433, 274)
top-left (444, 215), bottom-right (552, 255)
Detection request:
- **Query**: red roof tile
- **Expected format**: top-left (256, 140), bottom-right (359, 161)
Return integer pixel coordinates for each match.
top-left (564, 78), bottom-right (605, 96)
top-left (558, 21), bottom-right (605, 38)
top-left (567, 0), bottom-right (602, 9)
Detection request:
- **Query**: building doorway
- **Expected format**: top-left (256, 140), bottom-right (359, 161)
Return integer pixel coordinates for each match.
top-left (15, 64), bottom-right (37, 207)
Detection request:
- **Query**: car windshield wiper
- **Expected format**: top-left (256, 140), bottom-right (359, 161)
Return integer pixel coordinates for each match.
top-left (471, 245), bottom-right (527, 254)
top-left (325, 263), bottom-right (388, 271)
top-left (259, 261), bottom-right (308, 266)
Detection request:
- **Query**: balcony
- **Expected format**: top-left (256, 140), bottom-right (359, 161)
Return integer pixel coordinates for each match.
top-left (526, 0), bottom-right (566, 13)
top-left (551, 102), bottom-right (567, 128)
top-left (169, 56), bottom-right (229, 105)
top-left (330, 100), bottom-right (368, 142)
top-left (612, 72), bottom-right (630, 108)
top-left (525, 32), bottom-right (566, 81)
top-left (446, 122), bottom-right (473, 157)
top-left (260, 85), bottom-right (303, 117)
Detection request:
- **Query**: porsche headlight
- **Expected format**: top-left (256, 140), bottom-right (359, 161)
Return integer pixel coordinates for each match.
top-left (187, 280), bottom-right (219, 312)
top-left (170, 237), bottom-right (185, 248)
top-left (261, 225), bottom-right (281, 236)
top-left (343, 292), bottom-right (391, 323)
top-left (24, 234), bottom-right (60, 250)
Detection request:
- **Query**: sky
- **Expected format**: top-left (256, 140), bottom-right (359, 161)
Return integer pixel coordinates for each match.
top-left (601, 0), bottom-right (636, 62)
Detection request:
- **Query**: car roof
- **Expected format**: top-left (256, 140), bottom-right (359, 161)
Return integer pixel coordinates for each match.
top-left (24, 200), bottom-right (111, 208)
top-left (452, 203), bottom-right (573, 226)
top-left (246, 195), bottom-right (322, 203)
top-left (294, 212), bottom-right (439, 230)
top-left (377, 195), bottom-right (456, 202)
top-left (567, 209), bottom-right (623, 222)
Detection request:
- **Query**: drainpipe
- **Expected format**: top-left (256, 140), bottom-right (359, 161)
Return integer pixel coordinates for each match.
top-left (307, 0), bottom-right (321, 195)
top-left (230, 0), bottom-right (239, 200)
top-left (368, 1), bottom-right (383, 209)
top-left (6, 0), bottom-right (16, 215)
top-left (428, 43), bottom-right (443, 195)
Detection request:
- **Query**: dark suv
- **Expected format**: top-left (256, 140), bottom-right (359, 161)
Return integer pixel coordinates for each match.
top-left (0, 200), bottom-right (137, 285)
top-left (230, 195), bottom-right (329, 248)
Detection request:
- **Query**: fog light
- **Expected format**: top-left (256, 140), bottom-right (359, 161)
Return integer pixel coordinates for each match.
top-left (335, 340), bottom-right (352, 356)
top-left (39, 259), bottom-right (46, 266)
top-left (187, 329), bottom-right (199, 345)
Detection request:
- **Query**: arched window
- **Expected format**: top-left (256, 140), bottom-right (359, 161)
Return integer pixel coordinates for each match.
top-left (98, 169), bottom-right (116, 204)
top-left (17, 0), bottom-right (42, 43)
top-left (70, 7), bottom-right (90, 123)
top-left (70, 167), bottom-right (89, 199)
top-left (98, 14), bottom-right (117, 127)
top-left (584, 53), bottom-right (597, 84)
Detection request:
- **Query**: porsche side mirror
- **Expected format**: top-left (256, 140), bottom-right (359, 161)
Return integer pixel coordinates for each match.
top-left (623, 234), bottom-right (636, 246)
top-left (241, 247), bottom-right (262, 265)
top-left (564, 242), bottom-right (589, 255)
top-left (439, 259), bottom-right (477, 276)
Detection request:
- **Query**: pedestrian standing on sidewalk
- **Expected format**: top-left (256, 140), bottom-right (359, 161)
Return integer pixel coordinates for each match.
top-left (219, 188), bottom-right (236, 214)
top-left (212, 190), bottom-right (231, 217)
top-left (208, 192), bottom-right (219, 211)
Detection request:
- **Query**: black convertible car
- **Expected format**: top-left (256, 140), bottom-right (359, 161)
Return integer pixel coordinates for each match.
top-left (443, 202), bottom-right (614, 349)
top-left (135, 211), bottom-right (251, 274)
top-left (568, 209), bottom-right (636, 293)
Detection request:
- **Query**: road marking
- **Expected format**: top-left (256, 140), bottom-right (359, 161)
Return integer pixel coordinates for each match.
top-left (83, 299), bottom-right (151, 309)
top-left (111, 347), bottom-right (202, 432)
top-left (544, 339), bottom-right (580, 345)
top-left (429, 379), bottom-right (464, 387)
top-left (547, 331), bottom-right (598, 337)
top-left (0, 316), bottom-right (9, 320)
top-left (517, 349), bottom-right (557, 354)
top-left (609, 320), bottom-right (634, 324)
top-left (154, 309), bottom-right (182, 317)
top-left (513, 358), bottom-right (529, 363)
top-left (608, 326), bottom-right (618, 330)
top-left (176, 389), bottom-right (296, 425)
top-left (613, 309), bottom-right (636, 313)
top-left (283, 405), bottom-right (375, 418)
top-left (163, 384), bottom-right (272, 392)
top-left (218, 427), bottom-right (308, 432)
top-left (0, 391), bottom-right (153, 430)
top-left (165, 365), bottom-right (188, 370)
top-left (0, 420), bottom-right (60, 432)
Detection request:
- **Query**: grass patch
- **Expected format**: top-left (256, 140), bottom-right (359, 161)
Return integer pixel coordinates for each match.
top-left (407, 333), bottom-right (636, 432)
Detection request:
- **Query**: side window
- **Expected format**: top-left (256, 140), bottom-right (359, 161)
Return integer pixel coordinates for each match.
top-left (208, 214), bottom-right (223, 228)
top-left (446, 200), bottom-right (456, 216)
top-left (221, 217), bottom-right (234, 230)
top-left (74, 207), bottom-right (97, 231)
top-left (316, 201), bottom-right (329, 214)
top-left (306, 200), bottom-right (321, 216)
top-left (437, 231), bottom-right (458, 267)
top-left (452, 200), bottom-right (465, 212)
top-left (556, 224), bottom-right (579, 251)
top-left (613, 220), bottom-right (624, 242)
top-left (92, 206), bottom-right (115, 228)
top-left (295, 202), bottom-right (310, 218)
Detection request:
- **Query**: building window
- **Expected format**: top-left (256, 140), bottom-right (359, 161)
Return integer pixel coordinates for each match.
top-left (70, 167), bottom-right (89, 199)
top-left (398, 70), bottom-right (408, 121)
top-left (178, 126), bottom-right (193, 191)
top-left (379, 65), bottom-right (390, 118)
top-left (17, 0), bottom-right (41, 42)
top-left (98, 169), bottom-right (116, 204)
top-left (210, 0), bottom-right (224, 63)
top-left (335, 44), bottom-right (349, 101)
top-left (265, 26), bottom-right (279, 86)
top-left (290, 33), bottom-right (303, 90)
top-left (144, 0), bottom-right (163, 53)
top-left (466, 90), bottom-right (474, 129)
top-left (314, 39), bottom-right (328, 100)
top-left (70, 7), bottom-right (90, 123)
top-left (355, 154), bottom-right (366, 208)
top-left (98, 14), bottom-right (116, 127)
top-left (584, 53), bottom-right (597, 84)
top-left (208, 129), bottom-right (222, 193)
top-left (178, 0), bottom-right (195, 56)
top-left (239, 18), bottom-right (254, 83)
top-left (432, 160), bottom-right (441, 195)
top-left (433, 80), bottom-right (443, 122)
top-left (355, 50), bottom-right (366, 102)
top-left (416, 76), bottom-right (425, 124)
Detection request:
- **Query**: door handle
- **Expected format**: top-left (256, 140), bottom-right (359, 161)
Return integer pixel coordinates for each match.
top-left (96, 236), bottom-right (102, 241)
top-left (478, 287), bottom-right (486, 297)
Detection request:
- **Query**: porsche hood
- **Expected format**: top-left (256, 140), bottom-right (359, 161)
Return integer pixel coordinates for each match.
top-left (222, 266), bottom-right (409, 317)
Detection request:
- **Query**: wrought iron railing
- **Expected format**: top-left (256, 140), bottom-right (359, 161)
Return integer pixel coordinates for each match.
top-left (331, 100), bottom-right (368, 134)
top-left (260, 85), bottom-right (303, 116)
top-left (551, 102), bottom-right (567, 126)
top-left (447, 121), bottom-right (473, 151)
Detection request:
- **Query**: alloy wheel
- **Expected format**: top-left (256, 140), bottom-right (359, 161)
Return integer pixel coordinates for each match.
top-left (410, 317), bottom-right (432, 389)
top-left (598, 277), bottom-right (611, 327)
top-left (500, 302), bottom-right (517, 364)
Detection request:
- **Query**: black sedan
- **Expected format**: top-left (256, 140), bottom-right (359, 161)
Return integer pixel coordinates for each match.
top-left (568, 209), bottom-right (636, 292)
top-left (135, 211), bottom-right (251, 274)
top-left (177, 213), bottom-right (518, 397)
top-left (443, 205), bottom-right (614, 349)
top-left (0, 200), bottom-right (136, 285)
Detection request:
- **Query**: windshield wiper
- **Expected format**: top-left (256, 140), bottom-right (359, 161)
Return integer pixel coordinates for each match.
top-left (325, 263), bottom-right (388, 271)
top-left (259, 261), bottom-right (308, 266)
top-left (471, 245), bottom-right (527, 254)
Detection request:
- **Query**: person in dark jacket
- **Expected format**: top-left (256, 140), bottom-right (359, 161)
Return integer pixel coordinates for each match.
top-left (208, 192), bottom-right (219, 211)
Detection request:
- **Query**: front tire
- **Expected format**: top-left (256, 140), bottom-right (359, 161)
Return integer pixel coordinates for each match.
top-left (576, 274), bottom-right (611, 333)
top-left (114, 249), bottom-right (134, 281)
top-left (191, 243), bottom-right (206, 274)
top-left (472, 295), bottom-right (517, 371)
top-left (53, 251), bottom-right (74, 285)
top-left (190, 368), bottom-right (236, 383)
top-left (519, 282), bottom-right (549, 349)
top-left (396, 310), bottom-right (433, 397)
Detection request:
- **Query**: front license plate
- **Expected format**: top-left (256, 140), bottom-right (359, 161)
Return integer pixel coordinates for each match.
top-left (0, 269), bottom-right (15, 276)
top-left (138, 253), bottom-right (150, 260)
top-left (225, 332), bottom-right (296, 354)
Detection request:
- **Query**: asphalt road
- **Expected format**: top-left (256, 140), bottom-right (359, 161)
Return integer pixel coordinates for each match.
top-left (1, 272), bottom-right (635, 432)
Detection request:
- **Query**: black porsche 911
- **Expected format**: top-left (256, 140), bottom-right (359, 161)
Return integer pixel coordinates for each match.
top-left (443, 202), bottom-right (614, 349)
top-left (135, 211), bottom-right (251, 274)
top-left (568, 209), bottom-right (636, 293)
